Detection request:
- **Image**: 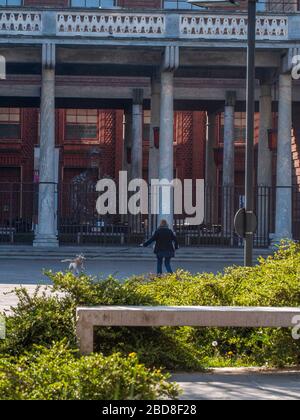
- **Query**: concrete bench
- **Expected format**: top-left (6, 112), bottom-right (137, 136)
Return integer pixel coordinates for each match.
top-left (76, 306), bottom-right (300, 354)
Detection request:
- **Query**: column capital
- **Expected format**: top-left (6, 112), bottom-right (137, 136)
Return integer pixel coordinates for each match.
top-left (161, 45), bottom-right (179, 73)
top-left (42, 43), bottom-right (56, 70)
top-left (281, 47), bottom-right (300, 74)
top-left (132, 88), bottom-right (144, 106)
top-left (225, 91), bottom-right (236, 107)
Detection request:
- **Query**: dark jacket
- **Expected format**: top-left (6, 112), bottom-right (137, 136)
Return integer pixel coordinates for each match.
top-left (143, 227), bottom-right (179, 258)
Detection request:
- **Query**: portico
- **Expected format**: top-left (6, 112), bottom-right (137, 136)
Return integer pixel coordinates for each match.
top-left (0, 7), bottom-right (299, 247)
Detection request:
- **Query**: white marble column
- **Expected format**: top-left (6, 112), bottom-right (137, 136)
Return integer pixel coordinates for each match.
top-left (130, 89), bottom-right (143, 233)
top-left (158, 46), bottom-right (179, 228)
top-left (159, 70), bottom-right (175, 228)
top-left (131, 89), bottom-right (143, 181)
top-left (149, 74), bottom-right (160, 183)
top-left (257, 84), bottom-right (273, 243)
top-left (124, 109), bottom-right (132, 178)
top-left (223, 91), bottom-right (236, 237)
top-left (34, 44), bottom-right (58, 248)
top-left (223, 91), bottom-right (236, 187)
top-left (258, 84), bottom-right (273, 187)
top-left (274, 74), bottom-right (293, 241)
top-left (205, 113), bottom-right (217, 224)
top-left (149, 73), bottom-right (161, 231)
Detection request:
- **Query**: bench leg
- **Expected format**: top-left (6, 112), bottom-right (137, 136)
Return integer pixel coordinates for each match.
top-left (77, 319), bottom-right (94, 355)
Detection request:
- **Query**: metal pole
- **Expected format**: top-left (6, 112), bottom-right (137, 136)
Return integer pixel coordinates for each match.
top-left (244, 0), bottom-right (257, 266)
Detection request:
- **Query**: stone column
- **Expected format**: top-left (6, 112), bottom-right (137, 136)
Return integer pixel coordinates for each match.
top-left (205, 113), bottom-right (217, 224)
top-left (130, 89), bottom-right (143, 233)
top-left (34, 44), bottom-right (58, 248)
top-left (149, 73), bottom-right (161, 232)
top-left (223, 91), bottom-right (236, 187)
top-left (258, 84), bottom-right (273, 187)
top-left (274, 74), bottom-right (293, 242)
top-left (124, 109), bottom-right (132, 178)
top-left (149, 73), bottom-right (160, 183)
top-left (257, 84), bottom-right (273, 244)
top-left (131, 88), bottom-right (143, 181)
top-left (223, 91), bottom-right (236, 238)
top-left (159, 45), bottom-right (179, 228)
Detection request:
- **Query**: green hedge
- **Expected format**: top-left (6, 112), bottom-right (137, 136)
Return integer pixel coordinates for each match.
top-left (1, 242), bottom-right (300, 373)
top-left (0, 342), bottom-right (179, 400)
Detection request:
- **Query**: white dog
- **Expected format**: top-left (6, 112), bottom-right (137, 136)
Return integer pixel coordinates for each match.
top-left (61, 254), bottom-right (86, 276)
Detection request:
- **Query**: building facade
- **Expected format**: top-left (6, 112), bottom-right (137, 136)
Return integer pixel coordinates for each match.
top-left (0, 0), bottom-right (299, 247)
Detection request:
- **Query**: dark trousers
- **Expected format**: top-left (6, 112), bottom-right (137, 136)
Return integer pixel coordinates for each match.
top-left (157, 256), bottom-right (173, 275)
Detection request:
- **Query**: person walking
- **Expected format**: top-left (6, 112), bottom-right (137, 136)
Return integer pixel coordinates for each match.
top-left (142, 219), bottom-right (179, 275)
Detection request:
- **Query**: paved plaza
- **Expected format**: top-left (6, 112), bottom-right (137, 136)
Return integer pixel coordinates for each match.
top-left (174, 370), bottom-right (300, 400)
top-left (0, 258), bottom-right (231, 285)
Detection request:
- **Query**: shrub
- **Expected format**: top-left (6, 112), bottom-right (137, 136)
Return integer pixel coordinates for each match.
top-left (0, 287), bottom-right (76, 356)
top-left (1, 242), bottom-right (300, 370)
top-left (0, 341), bottom-right (179, 400)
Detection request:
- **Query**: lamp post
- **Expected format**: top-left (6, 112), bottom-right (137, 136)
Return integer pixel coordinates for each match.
top-left (188, 0), bottom-right (258, 267)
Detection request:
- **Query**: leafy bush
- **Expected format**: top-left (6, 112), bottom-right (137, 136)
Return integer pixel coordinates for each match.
top-left (0, 341), bottom-right (179, 400)
top-left (0, 287), bottom-right (76, 356)
top-left (1, 242), bottom-right (300, 370)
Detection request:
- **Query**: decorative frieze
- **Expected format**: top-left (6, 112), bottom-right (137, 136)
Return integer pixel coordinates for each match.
top-left (0, 12), bottom-right (41, 34)
top-left (0, 10), bottom-right (291, 42)
top-left (57, 13), bottom-right (165, 37)
top-left (180, 15), bottom-right (288, 40)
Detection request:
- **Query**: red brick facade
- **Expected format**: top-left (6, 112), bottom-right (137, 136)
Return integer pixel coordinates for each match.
top-left (4, 105), bottom-right (300, 193)
top-left (0, 108), bottom-right (207, 186)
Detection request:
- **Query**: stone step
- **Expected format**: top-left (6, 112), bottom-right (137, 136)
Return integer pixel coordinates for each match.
top-left (0, 245), bottom-right (272, 261)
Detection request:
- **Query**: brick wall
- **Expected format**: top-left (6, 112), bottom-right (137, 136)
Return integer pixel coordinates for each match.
top-left (292, 104), bottom-right (300, 188)
top-left (0, 108), bottom-right (233, 189)
top-left (21, 108), bottom-right (38, 183)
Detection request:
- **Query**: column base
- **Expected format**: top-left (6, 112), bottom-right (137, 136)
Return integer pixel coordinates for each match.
top-left (270, 233), bottom-right (293, 249)
top-left (33, 235), bottom-right (59, 248)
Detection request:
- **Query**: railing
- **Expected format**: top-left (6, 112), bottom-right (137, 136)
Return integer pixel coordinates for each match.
top-left (57, 13), bottom-right (166, 37)
top-left (180, 15), bottom-right (289, 40)
top-left (0, 9), bottom-right (293, 41)
top-left (1, 182), bottom-right (299, 247)
top-left (0, 11), bottom-right (42, 35)
top-left (0, 183), bottom-right (37, 244)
